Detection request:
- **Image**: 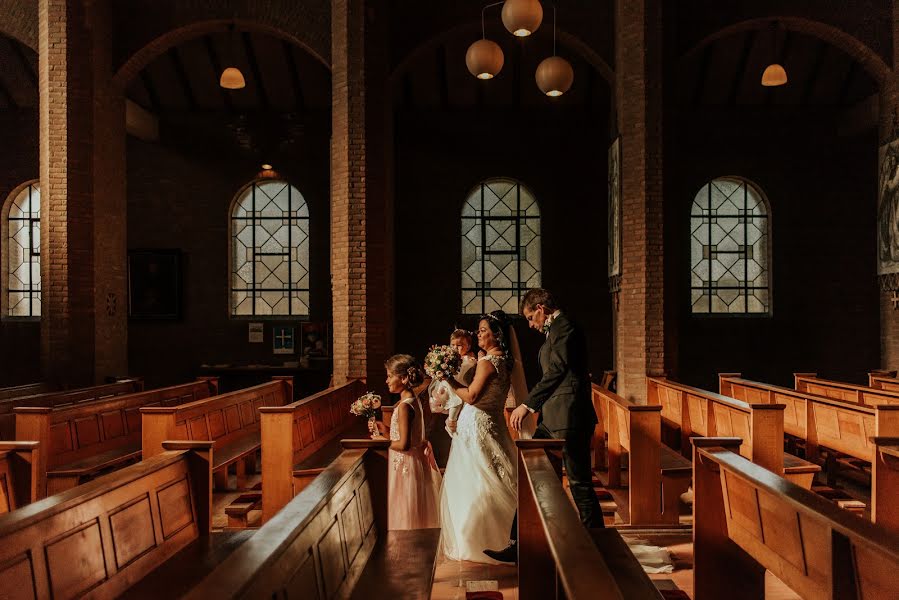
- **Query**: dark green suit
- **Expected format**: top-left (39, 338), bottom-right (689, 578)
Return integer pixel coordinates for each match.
top-left (511, 313), bottom-right (603, 539)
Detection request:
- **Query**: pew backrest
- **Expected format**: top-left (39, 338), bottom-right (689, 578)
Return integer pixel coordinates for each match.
top-left (870, 375), bottom-right (899, 393)
top-left (183, 440), bottom-right (390, 600)
top-left (259, 379), bottom-right (364, 522)
top-left (795, 373), bottom-right (899, 406)
top-left (0, 379), bottom-right (144, 439)
top-left (516, 439), bottom-right (662, 600)
top-left (693, 439), bottom-right (899, 600)
top-left (0, 441), bottom-right (38, 513)
top-left (141, 377), bottom-right (291, 459)
top-left (0, 440), bottom-right (212, 600)
top-left (0, 382), bottom-right (52, 402)
top-left (721, 375), bottom-right (899, 462)
top-left (647, 377), bottom-right (785, 474)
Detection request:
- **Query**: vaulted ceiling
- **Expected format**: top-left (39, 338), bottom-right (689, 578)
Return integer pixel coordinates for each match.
top-left (0, 34), bottom-right (37, 109)
top-left (678, 28), bottom-right (878, 107)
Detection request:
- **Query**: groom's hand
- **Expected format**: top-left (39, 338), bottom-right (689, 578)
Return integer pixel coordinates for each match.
top-left (509, 404), bottom-right (530, 431)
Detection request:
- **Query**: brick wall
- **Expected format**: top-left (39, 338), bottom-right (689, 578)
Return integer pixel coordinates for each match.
top-left (393, 108), bottom-right (613, 385)
top-left (666, 110), bottom-right (878, 389)
top-left (126, 113), bottom-right (331, 390)
top-left (0, 110), bottom-right (40, 386)
top-left (615, 0), bottom-right (666, 402)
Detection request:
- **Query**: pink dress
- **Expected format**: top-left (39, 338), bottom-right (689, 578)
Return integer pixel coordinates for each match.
top-left (388, 396), bottom-right (442, 530)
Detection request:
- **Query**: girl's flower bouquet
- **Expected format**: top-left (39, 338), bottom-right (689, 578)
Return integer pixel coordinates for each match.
top-left (351, 392), bottom-right (382, 436)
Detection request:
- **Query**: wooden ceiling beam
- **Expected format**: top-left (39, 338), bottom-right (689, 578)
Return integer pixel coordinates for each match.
top-left (242, 32), bottom-right (269, 110)
top-left (168, 47), bottom-right (198, 111)
top-left (801, 39), bottom-right (827, 106)
top-left (282, 40), bottom-right (306, 113)
top-left (203, 35), bottom-right (234, 112)
top-left (727, 30), bottom-right (757, 105)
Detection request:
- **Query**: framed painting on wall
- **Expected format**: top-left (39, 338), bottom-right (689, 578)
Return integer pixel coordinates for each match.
top-left (608, 137), bottom-right (622, 278)
top-left (128, 250), bottom-right (181, 320)
top-left (878, 137), bottom-right (899, 275)
top-left (301, 322), bottom-right (330, 358)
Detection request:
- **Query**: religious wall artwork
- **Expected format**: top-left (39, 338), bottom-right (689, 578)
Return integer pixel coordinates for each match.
top-left (273, 326), bottom-right (295, 355)
top-left (879, 138), bottom-right (899, 275)
top-left (128, 250), bottom-right (181, 319)
top-left (248, 322), bottom-right (263, 343)
top-left (302, 322), bottom-right (330, 358)
top-left (608, 137), bottom-right (621, 278)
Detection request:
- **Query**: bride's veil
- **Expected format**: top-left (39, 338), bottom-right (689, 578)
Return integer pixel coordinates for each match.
top-left (506, 323), bottom-right (536, 439)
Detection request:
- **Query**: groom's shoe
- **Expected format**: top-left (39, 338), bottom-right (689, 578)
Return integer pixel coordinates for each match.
top-left (483, 542), bottom-right (517, 564)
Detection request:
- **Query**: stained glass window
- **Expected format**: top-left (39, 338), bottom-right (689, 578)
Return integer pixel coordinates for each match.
top-left (461, 178), bottom-right (541, 314)
top-left (690, 178), bottom-right (770, 314)
top-left (6, 182), bottom-right (41, 318)
top-left (231, 180), bottom-right (309, 317)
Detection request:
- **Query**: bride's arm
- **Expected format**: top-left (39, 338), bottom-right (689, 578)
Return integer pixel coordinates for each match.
top-left (445, 359), bottom-right (495, 405)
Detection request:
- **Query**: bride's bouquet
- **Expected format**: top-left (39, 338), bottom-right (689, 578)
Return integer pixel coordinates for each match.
top-left (423, 345), bottom-right (462, 381)
top-left (350, 392), bottom-right (382, 436)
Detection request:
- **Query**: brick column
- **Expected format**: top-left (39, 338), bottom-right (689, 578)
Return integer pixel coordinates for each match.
top-left (39, 0), bottom-right (127, 385)
top-left (614, 0), bottom-right (665, 402)
top-left (331, 0), bottom-right (392, 388)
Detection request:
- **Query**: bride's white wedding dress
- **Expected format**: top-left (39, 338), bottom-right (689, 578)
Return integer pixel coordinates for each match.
top-left (439, 354), bottom-right (517, 564)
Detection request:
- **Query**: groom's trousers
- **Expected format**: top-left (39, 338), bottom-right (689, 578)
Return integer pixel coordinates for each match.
top-left (510, 424), bottom-right (603, 541)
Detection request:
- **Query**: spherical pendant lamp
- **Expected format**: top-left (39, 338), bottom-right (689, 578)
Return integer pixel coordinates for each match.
top-left (466, 38), bottom-right (504, 80)
top-left (501, 0), bottom-right (543, 37)
top-left (536, 55), bottom-right (573, 97)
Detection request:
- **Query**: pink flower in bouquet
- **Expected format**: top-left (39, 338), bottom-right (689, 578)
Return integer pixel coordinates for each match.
top-left (351, 392), bottom-right (381, 419)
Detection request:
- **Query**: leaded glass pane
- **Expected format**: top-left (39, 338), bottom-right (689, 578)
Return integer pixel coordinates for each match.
top-left (231, 181), bottom-right (310, 317)
top-left (461, 178), bottom-right (541, 314)
top-left (7, 182), bottom-right (40, 317)
top-left (690, 178), bottom-right (770, 315)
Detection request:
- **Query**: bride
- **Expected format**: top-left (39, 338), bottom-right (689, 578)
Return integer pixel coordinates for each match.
top-left (439, 310), bottom-right (529, 564)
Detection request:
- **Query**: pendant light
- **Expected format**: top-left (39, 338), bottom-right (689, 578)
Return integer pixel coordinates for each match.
top-left (220, 24), bottom-right (246, 89)
top-left (466, 2), bottom-right (505, 80)
top-left (535, 4), bottom-right (573, 97)
top-left (761, 22), bottom-right (788, 87)
top-left (501, 0), bottom-right (543, 37)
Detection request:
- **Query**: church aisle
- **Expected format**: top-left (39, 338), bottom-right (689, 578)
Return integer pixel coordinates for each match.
top-left (430, 550), bottom-right (517, 600)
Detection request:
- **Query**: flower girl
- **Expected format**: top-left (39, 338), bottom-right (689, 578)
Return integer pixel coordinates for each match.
top-left (375, 354), bottom-right (442, 530)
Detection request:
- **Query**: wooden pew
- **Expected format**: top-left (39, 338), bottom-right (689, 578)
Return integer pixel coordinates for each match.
top-left (0, 440), bottom-right (219, 599)
top-left (184, 439), bottom-right (443, 600)
top-left (141, 377), bottom-right (291, 490)
top-left (692, 437), bottom-right (899, 600)
top-left (15, 378), bottom-right (219, 499)
top-left (869, 371), bottom-right (899, 392)
top-left (794, 372), bottom-right (899, 406)
top-left (871, 436), bottom-right (899, 536)
top-left (252, 379), bottom-right (363, 524)
top-left (593, 385), bottom-right (690, 525)
top-left (720, 374), bottom-right (899, 465)
top-left (0, 382), bottom-right (53, 402)
top-left (0, 441), bottom-right (39, 513)
top-left (647, 377), bottom-right (820, 488)
top-left (516, 439), bottom-right (662, 600)
top-left (0, 378), bottom-right (146, 439)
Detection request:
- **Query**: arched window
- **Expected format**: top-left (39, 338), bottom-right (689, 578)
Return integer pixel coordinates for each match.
top-left (691, 177), bottom-right (770, 314)
top-left (230, 180), bottom-right (309, 317)
top-left (461, 178), bottom-right (541, 314)
top-left (4, 182), bottom-right (41, 318)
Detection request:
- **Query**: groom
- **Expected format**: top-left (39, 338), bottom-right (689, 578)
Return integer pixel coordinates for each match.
top-left (484, 288), bottom-right (603, 564)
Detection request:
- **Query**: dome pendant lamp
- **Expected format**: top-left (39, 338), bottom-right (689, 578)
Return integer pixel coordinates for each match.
top-left (501, 0), bottom-right (543, 37)
top-left (535, 4), bottom-right (573, 97)
top-left (220, 24), bottom-right (246, 90)
top-left (761, 21), bottom-right (788, 87)
top-left (466, 2), bottom-right (505, 80)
